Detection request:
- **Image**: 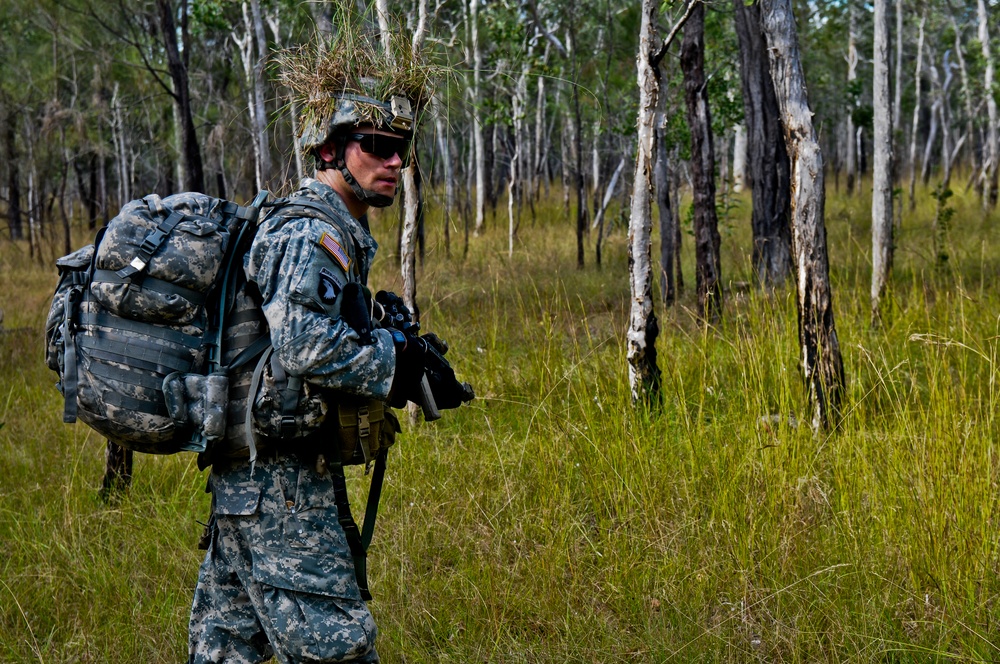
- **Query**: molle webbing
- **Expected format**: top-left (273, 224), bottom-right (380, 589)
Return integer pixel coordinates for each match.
top-left (93, 269), bottom-right (206, 308)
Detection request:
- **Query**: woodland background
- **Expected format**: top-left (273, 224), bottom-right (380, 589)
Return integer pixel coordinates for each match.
top-left (5, 0), bottom-right (1000, 661)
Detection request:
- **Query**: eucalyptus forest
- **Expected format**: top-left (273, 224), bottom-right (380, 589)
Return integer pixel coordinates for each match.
top-left (4, 0), bottom-right (1000, 661)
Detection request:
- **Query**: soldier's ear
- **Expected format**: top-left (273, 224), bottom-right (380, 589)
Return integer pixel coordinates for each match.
top-left (318, 142), bottom-right (338, 165)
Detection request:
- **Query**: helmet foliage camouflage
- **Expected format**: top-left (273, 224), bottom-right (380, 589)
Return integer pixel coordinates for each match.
top-left (275, 7), bottom-right (435, 156)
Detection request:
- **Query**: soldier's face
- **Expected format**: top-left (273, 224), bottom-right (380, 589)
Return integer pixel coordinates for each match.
top-left (343, 128), bottom-right (407, 199)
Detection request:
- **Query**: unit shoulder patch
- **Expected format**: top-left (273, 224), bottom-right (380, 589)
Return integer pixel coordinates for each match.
top-left (318, 232), bottom-right (352, 273)
top-left (318, 267), bottom-right (344, 303)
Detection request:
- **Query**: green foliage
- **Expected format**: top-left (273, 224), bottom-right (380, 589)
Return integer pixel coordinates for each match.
top-left (6, 183), bottom-right (1000, 661)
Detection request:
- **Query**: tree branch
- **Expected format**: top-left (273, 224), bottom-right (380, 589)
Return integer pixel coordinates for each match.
top-left (525, 0), bottom-right (568, 58)
top-left (651, 0), bottom-right (700, 70)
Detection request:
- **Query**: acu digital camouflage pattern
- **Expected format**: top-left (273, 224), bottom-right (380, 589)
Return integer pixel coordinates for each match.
top-left (191, 178), bottom-right (399, 661)
top-left (246, 178), bottom-right (395, 401)
top-left (92, 192), bottom-right (233, 325)
top-left (298, 95), bottom-right (410, 156)
top-left (44, 244), bottom-right (95, 373)
top-left (44, 191), bottom-right (258, 454)
top-left (188, 455), bottom-right (379, 664)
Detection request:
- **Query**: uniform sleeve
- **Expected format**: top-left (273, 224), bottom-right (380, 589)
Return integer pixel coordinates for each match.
top-left (246, 216), bottom-right (396, 399)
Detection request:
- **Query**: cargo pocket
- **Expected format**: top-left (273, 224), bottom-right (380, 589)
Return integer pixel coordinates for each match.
top-left (258, 584), bottom-right (377, 663)
top-left (251, 541), bottom-right (361, 601)
top-left (213, 484), bottom-right (261, 517)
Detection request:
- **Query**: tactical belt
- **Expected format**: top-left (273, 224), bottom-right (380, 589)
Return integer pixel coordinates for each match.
top-left (328, 449), bottom-right (387, 602)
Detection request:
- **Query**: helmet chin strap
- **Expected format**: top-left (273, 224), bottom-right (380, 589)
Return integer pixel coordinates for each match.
top-left (335, 142), bottom-right (395, 208)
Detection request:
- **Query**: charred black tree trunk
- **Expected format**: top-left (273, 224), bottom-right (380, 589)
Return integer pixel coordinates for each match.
top-left (681, 2), bottom-right (722, 322)
top-left (157, 0), bottom-right (204, 193)
top-left (4, 106), bottom-right (23, 241)
top-left (655, 90), bottom-right (677, 306)
top-left (760, 0), bottom-right (846, 430)
top-left (100, 441), bottom-right (133, 502)
top-left (734, 0), bottom-right (792, 287)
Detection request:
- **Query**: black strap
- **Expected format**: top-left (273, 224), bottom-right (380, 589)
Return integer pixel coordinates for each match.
top-left (61, 288), bottom-right (82, 423)
top-left (225, 334), bottom-right (271, 373)
top-left (329, 448), bottom-right (388, 602)
top-left (79, 310), bottom-right (205, 349)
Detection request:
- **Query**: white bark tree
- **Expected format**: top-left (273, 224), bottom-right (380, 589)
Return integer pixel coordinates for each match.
top-left (908, 11), bottom-right (925, 210)
top-left (469, 0), bottom-right (486, 236)
top-left (432, 93), bottom-right (454, 257)
top-left (846, 0), bottom-right (858, 195)
top-left (732, 124), bottom-right (747, 193)
top-left (760, 0), bottom-right (846, 430)
top-left (979, 0), bottom-right (998, 209)
top-left (871, 0), bottom-right (893, 324)
top-left (627, 0), bottom-right (662, 402)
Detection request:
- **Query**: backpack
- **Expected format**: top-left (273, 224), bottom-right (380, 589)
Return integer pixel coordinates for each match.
top-left (44, 186), bottom-right (399, 600)
top-left (45, 191), bottom-right (270, 454)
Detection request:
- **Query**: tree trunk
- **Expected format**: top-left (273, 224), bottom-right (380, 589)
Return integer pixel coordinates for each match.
top-left (156, 0), bottom-right (204, 193)
top-left (433, 94), bottom-right (453, 258)
top-left (568, 28), bottom-right (587, 269)
top-left (532, 45), bottom-right (549, 208)
top-left (4, 105), bottom-right (23, 241)
top-left (893, 0), bottom-right (903, 134)
top-left (628, 0), bottom-right (662, 403)
top-left (908, 12), bottom-right (925, 210)
top-left (893, 0), bottom-right (903, 229)
top-left (733, 0), bottom-right (791, 287)
top-left (249, 0), bottom-right (271, 189)
top-left (593, 157), bottom-right (625, 266)
top-left (111, 82), bottom-right (129, 206)
top-left (871, 0), bottom-right (894, 324)
top-left (846, 0), bottom-right (858, 195)
top-left (950, 17), bottom-right (975, 174)
top-left (732, 123), bottom-right (747, 193)
top-left (681, 1), bottom-right (722, 322)
top-left (470, 0), bottom-right (486, 236)
top-left (980, 0), bottom-right (998, 209)
top-left (760, 0), bottom-right (846, 430)
top-left (656, 104), bottom-right (676, 306)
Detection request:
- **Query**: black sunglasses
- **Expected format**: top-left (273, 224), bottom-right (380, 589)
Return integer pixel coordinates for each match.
top-left (348, 133), bottom-right (411, 164)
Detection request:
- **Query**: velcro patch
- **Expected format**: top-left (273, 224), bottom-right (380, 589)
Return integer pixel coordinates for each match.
top-left (319, 233), bottom-right (351, 272)
top-left (318, 267), bottom-right (344, 303)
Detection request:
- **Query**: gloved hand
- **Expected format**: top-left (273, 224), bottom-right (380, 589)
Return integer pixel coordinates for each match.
top-left (338, 282), bottom-right (375, 345)
top-left (374, 290), bottom-right (412, 332)
top-left (387, 330), bottom-right (425, 410)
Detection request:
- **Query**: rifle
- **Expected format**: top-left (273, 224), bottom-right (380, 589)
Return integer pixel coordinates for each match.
top-left (338, 285), bottom-right (473, 418)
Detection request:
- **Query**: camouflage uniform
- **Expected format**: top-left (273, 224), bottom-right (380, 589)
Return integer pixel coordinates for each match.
top-left (188, 178), bottom-right (396, 664)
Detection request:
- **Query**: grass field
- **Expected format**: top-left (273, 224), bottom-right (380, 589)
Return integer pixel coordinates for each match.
top-left (3, 179), bottom-right (1000, 662)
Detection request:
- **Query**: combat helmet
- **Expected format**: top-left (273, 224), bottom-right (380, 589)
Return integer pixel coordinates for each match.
top-left (297, 91), bottom-right (415, 207)
top-left (276, 13), bottom-right (434, 208)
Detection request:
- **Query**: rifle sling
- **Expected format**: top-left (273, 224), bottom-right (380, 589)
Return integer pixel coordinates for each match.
top-left (329, 448), bottom-right (387, 602)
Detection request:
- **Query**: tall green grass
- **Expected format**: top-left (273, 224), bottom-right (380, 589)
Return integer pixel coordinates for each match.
top-left (2, 179), bottom-right (1000, 662)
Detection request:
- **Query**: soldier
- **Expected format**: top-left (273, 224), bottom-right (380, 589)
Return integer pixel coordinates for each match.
top-left (186, 89), bottom-right (432, 663)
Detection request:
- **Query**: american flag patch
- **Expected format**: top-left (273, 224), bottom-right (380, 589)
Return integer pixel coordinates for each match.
top-left (319, 233), bottom-right (351, 272)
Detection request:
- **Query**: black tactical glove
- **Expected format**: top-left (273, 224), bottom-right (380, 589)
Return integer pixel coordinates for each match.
top-left (376, 291), bottom-right (474, 411)
top-left (337, 282), bottom-right (375, 345)
top-left (388, 335), bottom-right (425, 409)
top-left (374, 290), bottom-right (412, 332)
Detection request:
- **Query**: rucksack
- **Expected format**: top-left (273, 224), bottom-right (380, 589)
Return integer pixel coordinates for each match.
top-left (44, 186), bottom-right (400, 601)
top-left (45, 191), bottom-right (270, 454)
